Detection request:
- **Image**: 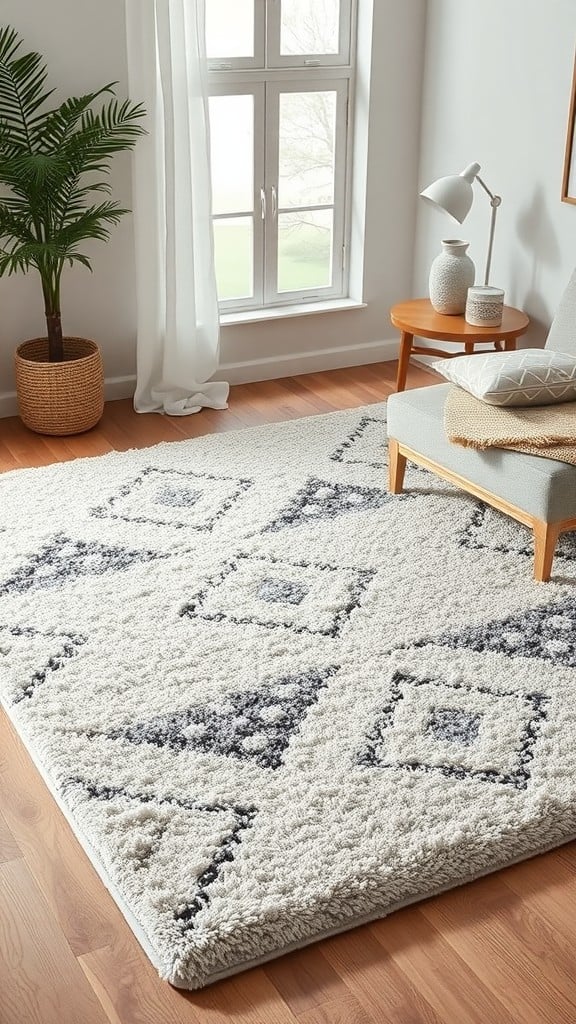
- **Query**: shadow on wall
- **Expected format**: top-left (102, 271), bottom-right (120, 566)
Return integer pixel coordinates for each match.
top-left (509, 185), bottom-right (562, 346)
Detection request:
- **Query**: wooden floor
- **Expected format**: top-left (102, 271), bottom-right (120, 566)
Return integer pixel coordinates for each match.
top-left (1, 360), bottom-right (575, 1024)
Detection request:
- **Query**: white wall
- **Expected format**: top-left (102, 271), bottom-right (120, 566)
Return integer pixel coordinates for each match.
top-left (413, 0), bottom-right (576, 349)
top-left (0, 0), bottom-right (427, 412)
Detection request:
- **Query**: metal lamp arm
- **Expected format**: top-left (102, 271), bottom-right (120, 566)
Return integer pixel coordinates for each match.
top-left (475, 174), bottom-right (502, 286)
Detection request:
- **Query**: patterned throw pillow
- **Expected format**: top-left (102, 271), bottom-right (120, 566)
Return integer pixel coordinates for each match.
top-left (432, 349), bottom-right (576, 406)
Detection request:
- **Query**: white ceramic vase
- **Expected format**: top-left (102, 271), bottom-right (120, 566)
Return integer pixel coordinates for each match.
top-left (429, 239), bottom-right (475, 315)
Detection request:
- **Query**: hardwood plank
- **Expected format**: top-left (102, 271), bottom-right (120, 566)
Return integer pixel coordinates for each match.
top-left (327, 368), bottom-right (389, 405)
top-left (421, 875), bottom-right (576, 1023)
top-left (503, 845), bottom-right (576, 941)
top-left (0, 436), bottom-right (20, 470)
top-left (104, 398), bottom-right (186, 447)
top-left (0, 713), bottom-right (119, 957)
top-left (0, 858), bottom-right (109, 1024)
top-left (321, 927), bottom-right (442, 1024)
top-left (296, 994), bottom-right (373, 1024)
top-left (0, 809), bottom-right (21, 864)
top-left (59, 432), bottom-right (114, 461)
top-left (187, 968), bottom-right (297, 1024)
top-left (80, 939), bottom-right (297, 1024)
top-left (371, 905), bottom-right (517, 1024)
top-left (0, 416), bottom-right (56, 468)
top-left (78, 954), bottom-right (124, 1024)
top-left (276, 376), bottom-right (341, 414)
top-left (264, 947), bottom-right (344, 1016)
top-left (78, 937), bottom-right (203, 1024)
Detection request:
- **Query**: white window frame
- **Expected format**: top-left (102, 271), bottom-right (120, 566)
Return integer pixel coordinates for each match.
top-left (209, 83), bottom-right (266, 313)
top-left (206, 0), bottom-right (266, 70)
top-left (266, 0), bottom-right (353, 67)
top-left (207, 1), bottom-right (356, 315)
top-left (264, 77), bottom-right (348, 305)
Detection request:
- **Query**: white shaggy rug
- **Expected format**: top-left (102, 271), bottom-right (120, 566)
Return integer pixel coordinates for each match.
top-left (1, 402), bottom-right (576, 989)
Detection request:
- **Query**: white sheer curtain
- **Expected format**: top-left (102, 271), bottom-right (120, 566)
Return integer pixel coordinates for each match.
top-left (125, 0), bottom-right (229, 415)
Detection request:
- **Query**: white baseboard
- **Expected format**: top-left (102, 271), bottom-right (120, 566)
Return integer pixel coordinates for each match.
top-left (219, 337), bottom-right (399, 385)
top-left (0, 340), bottom-right (399, 418)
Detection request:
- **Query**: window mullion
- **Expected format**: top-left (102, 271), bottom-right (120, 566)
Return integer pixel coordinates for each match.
top-left (253, 82), bottom-right (266, 308)
top-left (263, 81), bottom-right (280, 304)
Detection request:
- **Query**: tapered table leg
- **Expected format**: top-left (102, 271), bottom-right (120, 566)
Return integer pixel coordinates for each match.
top-left (395, 331), bottom-right (413, 392)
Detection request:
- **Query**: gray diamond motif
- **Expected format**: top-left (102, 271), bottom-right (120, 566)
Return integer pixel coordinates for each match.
top-left (357, 670), bottom-right (548, 790)
top-left (257, 579), bottom-right (308, 605)
top-left (413, 598), bottom-right (576, 668)
top-left (156, 485), bottom-right (201, 508)
top-left (91, 467), bottom-right (253, 532)
top-left (428, 707), bottom-right (481, 746)
top-left (101, 667), bottom-right (338, 770)
top-left (0, 533), bottom-right (164, 596)
top-left (265, 476), bottom-right (394, 532)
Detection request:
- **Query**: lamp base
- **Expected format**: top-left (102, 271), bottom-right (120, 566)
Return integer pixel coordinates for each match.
top-left (465, 285), bottom-right (505, 327)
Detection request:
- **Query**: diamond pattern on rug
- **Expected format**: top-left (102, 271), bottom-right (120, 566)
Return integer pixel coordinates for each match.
top-left (180, 553), bottom-right (375, 637)
top-left (0, 533), bottom-right (165, 596)
top-left (330, 415), bottom-right (389, 469)
top-left (264, 476), bottom-right (395, 533)
top-left (330, 415), bottom-right (431, 478)
top-left (102, 667), bottom-right (338, 770)
top-left (460, 503), bottom-right (576, 563)
top-left (0, 624), bottom-right (87, 703)
top-left (91, 467), bottom-right (253, 531)
top-left (66, 779), bottom-right (256, 931)
top-left (413, 599), bottom-right (576, 668)
top-left (357, 670), bottom-right (548, 790)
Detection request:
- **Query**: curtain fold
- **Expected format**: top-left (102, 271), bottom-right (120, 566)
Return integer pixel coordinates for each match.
top-left (125, 0), bottom-right (229, 415)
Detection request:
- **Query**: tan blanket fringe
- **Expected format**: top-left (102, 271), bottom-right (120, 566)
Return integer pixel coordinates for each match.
top-left (444, 386), bottom-right (576, 467)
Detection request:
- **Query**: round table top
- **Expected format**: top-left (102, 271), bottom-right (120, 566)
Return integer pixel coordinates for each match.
top-left (390, 298), bottom-right (530, 341)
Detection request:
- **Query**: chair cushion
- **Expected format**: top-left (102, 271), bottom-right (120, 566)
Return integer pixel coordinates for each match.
top-left (432, 349), bottom-right (576, 406)
top-left (387, 384), bottom-right (576, 522)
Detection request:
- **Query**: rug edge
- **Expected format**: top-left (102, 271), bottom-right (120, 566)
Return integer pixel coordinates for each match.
top-left (4, 698), bottom-right (575, 991)
top-left (0, 400), bottom-right (389, 485)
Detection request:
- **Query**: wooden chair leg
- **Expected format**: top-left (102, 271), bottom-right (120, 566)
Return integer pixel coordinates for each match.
top-left (533, 520), bottom-right (560, 582)
top-left (388, 438), bottom-right (407, 494)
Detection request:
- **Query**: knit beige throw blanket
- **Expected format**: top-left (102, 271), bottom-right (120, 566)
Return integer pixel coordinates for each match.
top-left (444, 386), bottom-right (576, 466)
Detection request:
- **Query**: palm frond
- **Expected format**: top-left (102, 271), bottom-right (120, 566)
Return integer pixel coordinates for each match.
top-left (34, 85), bottom-right (117, 153)
top-left (57, 201), bottom-right (130, 247)
top-left (0, 203), bottom-right (35, 243)
top-left (0, 26), bottom-right (55, 151)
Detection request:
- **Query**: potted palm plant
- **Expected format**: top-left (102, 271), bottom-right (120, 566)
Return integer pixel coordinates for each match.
top-left (0, 25), bottom-right (146, 435)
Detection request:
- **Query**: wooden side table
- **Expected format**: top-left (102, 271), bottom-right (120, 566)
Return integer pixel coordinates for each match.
top-left (390, 298), bottom-right (530, 392)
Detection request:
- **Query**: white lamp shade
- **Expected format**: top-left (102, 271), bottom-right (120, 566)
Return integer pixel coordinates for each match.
top-left (420, 175), bottom-right (473, 224)
top-left (419, 164), bottom-right (481, 224)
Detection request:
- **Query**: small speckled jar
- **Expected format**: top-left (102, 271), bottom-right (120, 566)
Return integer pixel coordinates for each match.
top-left (465, 285), bottom-right (505, 327)
top-left (429, 239), bottom-right (475, 315)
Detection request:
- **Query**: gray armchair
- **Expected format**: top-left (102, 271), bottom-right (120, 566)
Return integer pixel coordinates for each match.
top-left (387, 270), bottom-right (576, 581)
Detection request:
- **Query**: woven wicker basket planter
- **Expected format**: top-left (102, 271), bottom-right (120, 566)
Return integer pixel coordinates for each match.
top-left (14, 337), bottom-right (104, 436)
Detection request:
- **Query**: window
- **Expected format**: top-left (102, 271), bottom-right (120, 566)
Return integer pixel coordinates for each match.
top-left (206, 0), bottom-right (356, 314)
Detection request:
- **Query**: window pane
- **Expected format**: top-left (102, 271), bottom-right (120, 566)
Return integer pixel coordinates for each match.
top-left (280, 0), bottom-right (340, 55)
top-left (206, 0), bottom-right (254, 59)
top-left (279, 91), bottom-right (336, 209)
top-left (278, 209), bottom-right (333, 292)
top-left (213, 217), bottom-right (254, 301)
top-left (209, 95), bottom-right (254, 215)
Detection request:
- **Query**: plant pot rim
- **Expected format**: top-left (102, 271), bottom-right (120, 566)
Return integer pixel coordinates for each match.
top-left (15, 336), bottom-right (100, 366)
